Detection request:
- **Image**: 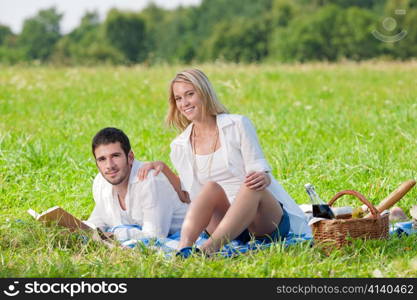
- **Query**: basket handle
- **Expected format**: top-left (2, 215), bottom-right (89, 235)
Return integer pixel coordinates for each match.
top-left (328, 190), bottom-right (381, 218)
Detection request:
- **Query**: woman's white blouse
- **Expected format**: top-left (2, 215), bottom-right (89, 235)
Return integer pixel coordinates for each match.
top-left (170, 113), bottom-right (312, 237)
top-left (195, 147), bottom-right (243, 203)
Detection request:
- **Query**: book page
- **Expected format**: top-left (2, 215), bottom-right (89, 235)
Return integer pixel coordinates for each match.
top-left (27, 209), bottom-right (40, 219)
top-left (37, 207), bottom-right (92, 231)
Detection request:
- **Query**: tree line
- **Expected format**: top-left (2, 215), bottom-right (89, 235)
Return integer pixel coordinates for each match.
top-left (0, 0), bottom-right (416, 65)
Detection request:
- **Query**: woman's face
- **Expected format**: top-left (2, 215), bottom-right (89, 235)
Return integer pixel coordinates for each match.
top-left (173, 81), bottom-right (204, 122)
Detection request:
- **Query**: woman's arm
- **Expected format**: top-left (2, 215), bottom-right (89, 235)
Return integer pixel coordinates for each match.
top-left (138, 161), bottom-right (190, 203)
top-left (238, 116), bottom-right (272, 191)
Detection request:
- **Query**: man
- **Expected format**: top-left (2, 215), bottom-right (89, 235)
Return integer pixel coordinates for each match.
top-left (86, 127), bottom-right (188, 240)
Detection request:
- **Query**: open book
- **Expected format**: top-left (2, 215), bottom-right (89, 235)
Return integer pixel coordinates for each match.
top-left (28, 206), bottom-right (93, 232)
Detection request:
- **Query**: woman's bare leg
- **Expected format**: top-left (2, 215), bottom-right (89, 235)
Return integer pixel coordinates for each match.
top-left (199, 185), bottom-right (283, 254)
top-left (178, 182), bottom-right (229, 249)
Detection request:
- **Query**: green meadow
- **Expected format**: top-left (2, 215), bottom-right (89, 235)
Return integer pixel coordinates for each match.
top-left (0, 62), bottom-right (416, 277)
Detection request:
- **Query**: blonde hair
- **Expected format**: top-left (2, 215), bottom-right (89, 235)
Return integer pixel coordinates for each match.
top-left (166, 69), bottom-right (229, 131)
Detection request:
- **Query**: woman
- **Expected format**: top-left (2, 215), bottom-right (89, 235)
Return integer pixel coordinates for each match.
top-left (138, 69), bottom-right (311, 256)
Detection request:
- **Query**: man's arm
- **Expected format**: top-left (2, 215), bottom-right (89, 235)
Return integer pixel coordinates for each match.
top-left (134, 172), bottom-right (180, 238)
top-left (86, 175), bottom-right (110, 230)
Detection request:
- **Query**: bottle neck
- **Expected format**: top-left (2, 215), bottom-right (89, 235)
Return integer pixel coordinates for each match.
top-left (306, 186), bottom-right (324, 205)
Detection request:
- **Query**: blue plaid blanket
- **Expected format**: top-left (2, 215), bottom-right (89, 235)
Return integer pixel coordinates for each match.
top-left (106, 221), bottom-right (416, 257)
top-left (108, 224), bottom-right (311, 257)
top-left (390, 221), bottom-right (416, 236)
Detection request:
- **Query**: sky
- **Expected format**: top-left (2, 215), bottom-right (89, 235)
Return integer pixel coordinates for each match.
top-left (0, 0), bottom-right (201, 34)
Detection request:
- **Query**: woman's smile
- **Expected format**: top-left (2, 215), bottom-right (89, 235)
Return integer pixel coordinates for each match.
top-left (173, 82), bottom-right (203, 121)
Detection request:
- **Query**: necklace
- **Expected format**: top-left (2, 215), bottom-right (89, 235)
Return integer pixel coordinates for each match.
top-left (191, 125), bottom-right (219, 180)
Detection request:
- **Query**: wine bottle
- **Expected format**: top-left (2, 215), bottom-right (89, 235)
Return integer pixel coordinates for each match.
top-left (305, 183), bottom-right (335, 219)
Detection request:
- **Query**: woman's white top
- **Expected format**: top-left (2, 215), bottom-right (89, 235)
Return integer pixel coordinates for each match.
top-left (170, 113), bottom-right (312, 237)
top-left (194, 147), bottom-right (243, 203)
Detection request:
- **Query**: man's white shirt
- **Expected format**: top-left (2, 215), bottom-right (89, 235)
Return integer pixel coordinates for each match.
top-left (87, 160), bottom-right (188, 239)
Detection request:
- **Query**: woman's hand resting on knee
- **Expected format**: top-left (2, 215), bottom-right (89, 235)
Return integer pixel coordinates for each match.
top-left (244, 171), bottom-right (271, 191)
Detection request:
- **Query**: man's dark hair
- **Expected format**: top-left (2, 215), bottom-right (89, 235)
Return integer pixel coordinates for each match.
top-left (92, 127), bottom-right (131, 158)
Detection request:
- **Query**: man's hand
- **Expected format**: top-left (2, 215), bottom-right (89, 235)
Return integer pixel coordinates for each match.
top-left (244, 171), bottom-right (271, 191)
top-left (137, 161), bottom-right (165, 181)
top-left (92, 229), bottom-right (116, 249)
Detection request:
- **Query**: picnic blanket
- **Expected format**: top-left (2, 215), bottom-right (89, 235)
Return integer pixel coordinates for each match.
top-left (390, 221), bottom-right (416, 236)
top-left (106, 221), bottom-right (416, 257)
top-left (107, 224), bottom-right (312, 257)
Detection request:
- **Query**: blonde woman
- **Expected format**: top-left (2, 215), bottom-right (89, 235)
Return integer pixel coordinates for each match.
top-left (138, 69), bottom-right (311, 257)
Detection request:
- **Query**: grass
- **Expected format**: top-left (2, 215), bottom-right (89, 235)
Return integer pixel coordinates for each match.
top-left (0, 62), bottom-right (416, 277)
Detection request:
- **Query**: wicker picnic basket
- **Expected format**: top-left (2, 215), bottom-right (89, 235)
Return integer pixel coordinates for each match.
top-left (312, 190), bottom-right (389, 249)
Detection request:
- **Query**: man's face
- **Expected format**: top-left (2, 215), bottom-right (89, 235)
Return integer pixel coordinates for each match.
top-left (94, 142), bottom-right (133, 185)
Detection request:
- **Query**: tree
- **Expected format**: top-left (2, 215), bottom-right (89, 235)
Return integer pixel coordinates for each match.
top-left (0, 24), bottom-right (24, 64)
top-left (270, 5), bottom-right (342, 62)
top-left (104, 9), bottom-right (147, 63)
top-left (334, 7), bottom-right (380, 60)
top-left (52, 11), bottom-right (124, 65)
top-left (139, 3), bottom-right (167, 62)
top-left (269, 5), bottom-right (380, 62)
top-left (18, 7), bottom-right (62, 61)
top-left (269, 0), bottom-right (300, 27)
top-left (149, 6), bottom-right (197, 63)
top-left (4, 0), bottom-right (417, 64)
top-left (69, 11), bottom-right (100, 43)
top-left (386, 8), bottom-right (417, 59)
top-left (309, 0), bottom-right (385, 9)
top-left (202, 17), bottom-right (270, 62)
top-left (192, 0), bottom-right (272, 47)
top-left (0, 24), bottom-right (13, 45)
